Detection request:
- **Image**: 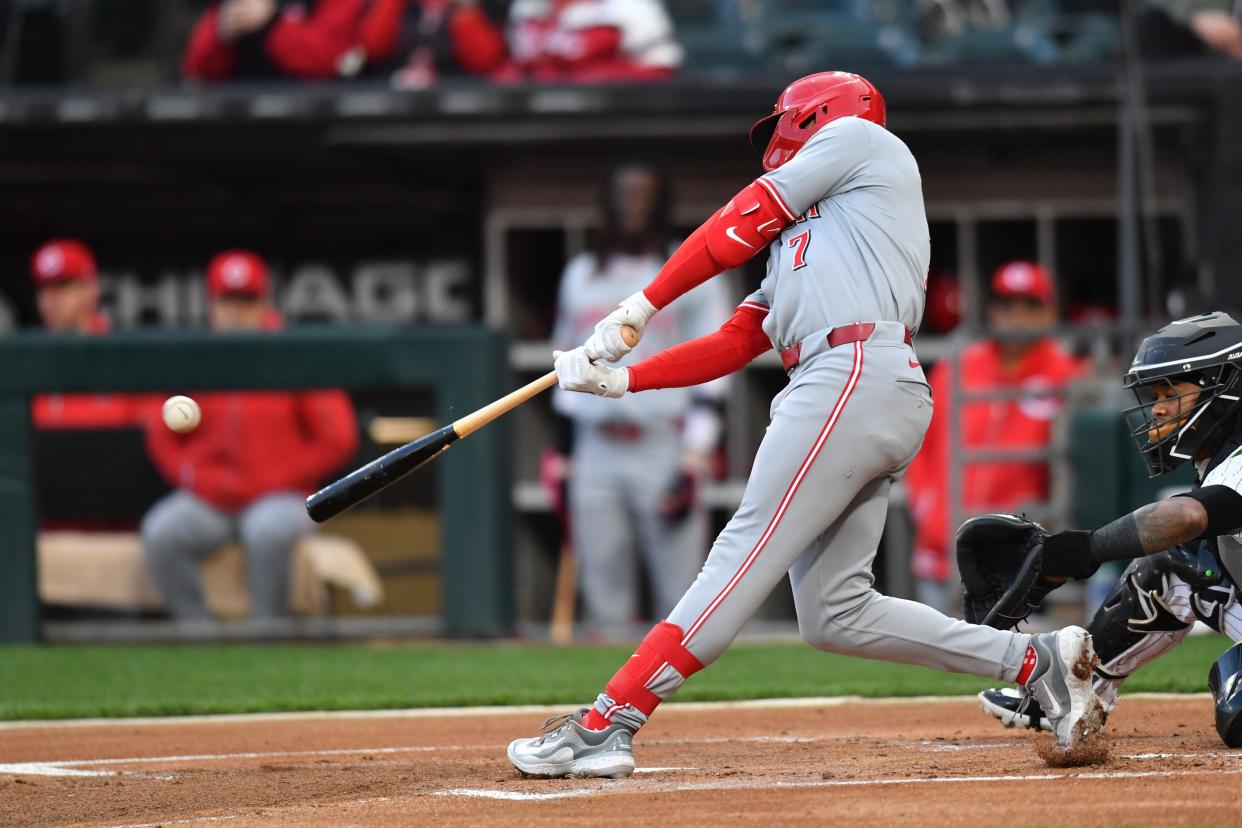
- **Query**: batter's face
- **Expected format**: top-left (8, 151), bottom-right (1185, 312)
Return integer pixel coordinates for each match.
top-left (37, 280), bottom-right (100, 333)
top-left (1147, 379), bottom-right (1201, 442)
top-left (612, 168), bottom-right (661, 239)
top-left (209, 295), bottom-right (266, 331)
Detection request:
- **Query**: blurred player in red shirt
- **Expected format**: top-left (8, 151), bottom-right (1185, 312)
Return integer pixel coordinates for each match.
top-left (461, 0), bottom-right (683, 83)
top-left (141, 251), bottom-right (359, 620)
top-left (30, 239), bottom-right (151, 430)
top-left (904, 261), bottom-right (1083, 611)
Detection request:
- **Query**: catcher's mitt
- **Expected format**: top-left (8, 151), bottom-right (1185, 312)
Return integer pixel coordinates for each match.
top-left (956, 513), bottom-right (1062, 629)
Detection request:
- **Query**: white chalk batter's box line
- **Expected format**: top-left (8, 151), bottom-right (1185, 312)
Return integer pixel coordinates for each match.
top-left (432, 767), bottom-right (1242, 802)
top-left (4, 739), bottom-right (1239, 781)
top-left (0, 737), bottom-right (818, 779)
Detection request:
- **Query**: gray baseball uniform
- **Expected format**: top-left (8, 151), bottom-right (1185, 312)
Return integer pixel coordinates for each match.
top-left (595, 117), bottom-right (1031, 730)
top-left (554, 251), bottom-right (732, 636)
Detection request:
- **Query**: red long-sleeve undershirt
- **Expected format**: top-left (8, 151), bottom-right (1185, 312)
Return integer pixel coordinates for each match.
top-left (627, 305), bottom-right (772, 392)
top-left (641, 177), bottom-right (795, 310)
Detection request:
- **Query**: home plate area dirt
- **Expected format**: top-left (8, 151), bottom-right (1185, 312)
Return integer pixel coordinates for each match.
top-left (1, 696), bottom-right (1240, 827)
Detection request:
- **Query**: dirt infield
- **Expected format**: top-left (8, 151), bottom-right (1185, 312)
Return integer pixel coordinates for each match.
top-left (1, 696), bottom-right (1240, 827)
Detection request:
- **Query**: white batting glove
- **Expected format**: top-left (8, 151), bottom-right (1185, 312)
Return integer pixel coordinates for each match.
top-left (582, 290), bottom-right (657, 363)
top-left (554, 347), bottom-right (629, 398)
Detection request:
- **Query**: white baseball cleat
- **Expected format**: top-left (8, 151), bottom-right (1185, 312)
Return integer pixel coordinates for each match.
top-left (508, 709), bottom-right (636, 779)
top-left (1022, 626), bottom-right (1106, 752)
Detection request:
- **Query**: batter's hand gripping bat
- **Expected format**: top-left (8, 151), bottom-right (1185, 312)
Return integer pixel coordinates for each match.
top-left (306, 326), bottom-right (639, 523)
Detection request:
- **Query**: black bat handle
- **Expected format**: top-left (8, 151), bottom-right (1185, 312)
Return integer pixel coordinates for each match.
top-left (306, 424), bottom-right (459, 523)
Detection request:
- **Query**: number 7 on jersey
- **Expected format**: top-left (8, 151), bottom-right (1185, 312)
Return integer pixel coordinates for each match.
top-left (788, 230), bottom-right (811, 271)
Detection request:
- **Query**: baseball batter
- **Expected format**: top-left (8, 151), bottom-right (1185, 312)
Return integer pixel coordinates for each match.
top-left (509, 72), bottom-right (1105, 778)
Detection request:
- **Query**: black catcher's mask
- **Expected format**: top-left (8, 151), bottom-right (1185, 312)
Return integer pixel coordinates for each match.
top-left (1123, 312), bottom-right (1242, 477)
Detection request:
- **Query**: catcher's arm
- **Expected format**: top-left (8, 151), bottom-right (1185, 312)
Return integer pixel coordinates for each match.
top-left (959, 490), bottom-right (1240, 630)
top-left (1039, 488), bottom-right (1241, 579)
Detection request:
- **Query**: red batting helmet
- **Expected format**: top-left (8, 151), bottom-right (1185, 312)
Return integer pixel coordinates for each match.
top-left (749, 72), bottom-right (886, 172)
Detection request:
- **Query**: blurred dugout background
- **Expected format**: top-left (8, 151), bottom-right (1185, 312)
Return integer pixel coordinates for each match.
top-left (1, 0), bottom-right (1241, 643)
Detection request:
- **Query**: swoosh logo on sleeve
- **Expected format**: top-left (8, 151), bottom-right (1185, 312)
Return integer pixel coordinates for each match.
top-left (725, 227), bottom-right (754, 248)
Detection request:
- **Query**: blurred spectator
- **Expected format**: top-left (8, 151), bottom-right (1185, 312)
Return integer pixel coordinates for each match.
top-left (470, 0), bottom-right (683, 83)
top-left (1140, 0), bottom-right (1242, 58)
top-left (904, 261), bottom-right (1083, 612)
top-left (361, 0), bottom-right (507, 88)
top-left (922, 270), bottom-right (962, 335)
top-left (141, 251), bottom-right (358, 620)
top-left (30, 239), bottom-right (149, 430)
top-left (551, 163), bottom-right (729, 639)
top-left (183, 0), bottom-right (374, 81)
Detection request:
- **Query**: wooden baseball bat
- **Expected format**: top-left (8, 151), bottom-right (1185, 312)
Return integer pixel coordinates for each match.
top-left (306, 326), bottom-right (638, 523)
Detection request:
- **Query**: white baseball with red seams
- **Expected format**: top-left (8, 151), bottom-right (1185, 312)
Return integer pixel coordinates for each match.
top-left (162, 395), bottom-right (201, 434)
top-left (589, 116), bottom-right (1033, 732)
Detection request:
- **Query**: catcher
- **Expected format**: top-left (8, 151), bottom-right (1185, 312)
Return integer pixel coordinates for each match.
top-left (958, 312), bottom-right (1242, 748)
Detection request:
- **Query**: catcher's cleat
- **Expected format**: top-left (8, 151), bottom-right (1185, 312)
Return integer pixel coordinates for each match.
top-left (507, 708), bottom-right (635, 779)
top-left (1022, 626), bottom-right (1107, 752)
top-left (979, 687), bottom-right (1052, 732)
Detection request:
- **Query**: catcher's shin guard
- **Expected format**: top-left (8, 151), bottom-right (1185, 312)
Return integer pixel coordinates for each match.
top-left (1209, 642), bottom-right (1242, 748)
top-left (1087, 544), bottom-right (1232, 708)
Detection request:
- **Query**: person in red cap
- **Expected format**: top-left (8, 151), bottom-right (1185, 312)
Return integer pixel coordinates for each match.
top-left (31, 239), bottom-right (107, 335)
top-left (141, 251), bottom-right (359, 620)
top-left (904, 261), bottom-right (1084, 612)
top-left (30, 239), bottom-right (152, 431)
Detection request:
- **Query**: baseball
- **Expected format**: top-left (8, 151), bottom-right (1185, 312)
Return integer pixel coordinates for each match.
top-left (162, 395), bottom-right (202, 434)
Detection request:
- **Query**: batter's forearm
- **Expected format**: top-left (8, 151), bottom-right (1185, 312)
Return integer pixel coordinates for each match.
top-left (642, 223), bottom-right (724, 310)
top-left (627, 307), bottom-right (771, 392)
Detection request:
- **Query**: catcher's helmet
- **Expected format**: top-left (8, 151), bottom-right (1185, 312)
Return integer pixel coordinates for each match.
top-left (749, 72), bottom-right (886, 172)
top-left (1123, 311), bottom-right (1242, 477)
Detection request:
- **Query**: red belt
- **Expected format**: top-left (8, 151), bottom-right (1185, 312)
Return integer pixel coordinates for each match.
top-left (596, 422), bottom-right (644, 441)
top-left (779, 323), bottom-right (913, 373)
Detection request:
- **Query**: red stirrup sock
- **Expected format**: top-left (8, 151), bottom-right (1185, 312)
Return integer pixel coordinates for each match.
top-left (581, 621), bottom-right (705, 731)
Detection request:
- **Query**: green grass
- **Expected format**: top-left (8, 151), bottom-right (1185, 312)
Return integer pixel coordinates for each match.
top-left (0, 635), bottom-right (1228, 721)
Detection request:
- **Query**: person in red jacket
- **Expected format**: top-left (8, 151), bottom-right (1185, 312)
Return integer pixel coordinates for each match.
top-left (904, 261), bottom-right (1083, 612)
top-left (141, 251), bottom-right (359, 620)
top-left (183, 0), bottom-right (374, 81)
top-left (30, 239), bottom-right (151, 430)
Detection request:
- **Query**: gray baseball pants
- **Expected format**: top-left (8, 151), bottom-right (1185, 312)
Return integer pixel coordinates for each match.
top-left (595, 325), bottom-right (1031, 728)
top-left (141, 490), bottom-right (313, 620)
top-left (571, 422), bottom-right (706, 637)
